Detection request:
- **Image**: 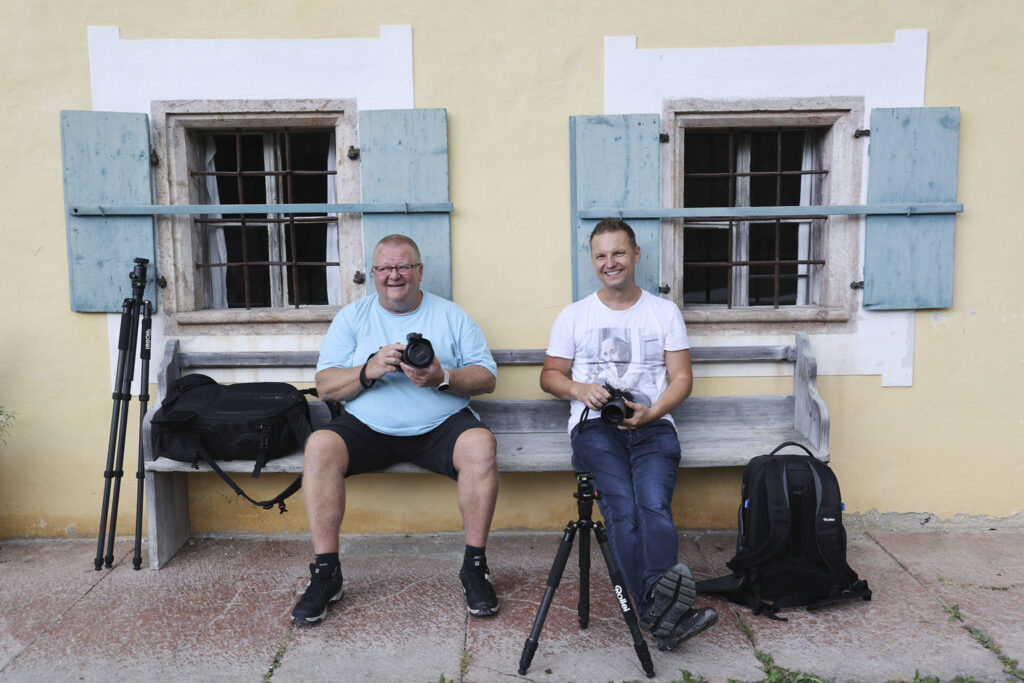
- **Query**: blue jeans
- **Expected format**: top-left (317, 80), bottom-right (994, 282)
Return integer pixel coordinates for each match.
top-left (570, 418), bottom-right (681, 609)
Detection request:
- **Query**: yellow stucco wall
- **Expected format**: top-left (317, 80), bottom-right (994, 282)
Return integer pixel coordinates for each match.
top-left (1, 0), bottom-right (1021, 540)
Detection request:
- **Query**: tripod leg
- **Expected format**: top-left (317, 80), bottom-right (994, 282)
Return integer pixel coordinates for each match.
top-left (578, 524), bottom-right (590, 629)
top-left (132, 301), bottom-right (152, 570)
top-left (518, 523), bottom-right (578, 676)
top-left (104, 297), bottom-right (141, 568)
top-left (594, 522), bottom-right (655, 679)
top-left (95, 299), bottom-right (134, 571)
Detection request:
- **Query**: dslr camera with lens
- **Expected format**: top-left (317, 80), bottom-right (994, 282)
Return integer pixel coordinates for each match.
top-left (600, 383), bottom-right (635, 425)
top-left (402, 332), bottom-right (435, 368)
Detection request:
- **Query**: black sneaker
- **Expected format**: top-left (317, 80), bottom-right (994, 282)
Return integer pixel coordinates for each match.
top-left (291, 563), bottom-right (344, 626)
top-left (459, 556), bottom-right (499, 616)
top-left (638, 563), bottom-right (696, 638)
top-left (656, 606), bottom-right (718, 650)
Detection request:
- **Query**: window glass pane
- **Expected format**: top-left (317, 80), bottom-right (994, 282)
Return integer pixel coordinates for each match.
top-left (683, 227), bottom-right (729, 305)
top-left (748, 222), bottom-right (799, 306)
top-left (684, 132), bottom-right (731, 207)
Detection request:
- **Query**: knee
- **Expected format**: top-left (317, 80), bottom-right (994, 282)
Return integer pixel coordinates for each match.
top-left (304, 430), bottom-right (349, 473)
top-left (454, 429), bottom-right (497, 473)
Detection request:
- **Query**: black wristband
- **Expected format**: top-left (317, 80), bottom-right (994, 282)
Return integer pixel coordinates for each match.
top-left (359, 352), bottom-right (377, 389)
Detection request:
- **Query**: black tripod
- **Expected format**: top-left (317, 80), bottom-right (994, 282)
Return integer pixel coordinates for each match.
top-left (517, 472), bottom-right (655, 678)
top-left (94, 258), bottom-right (153, 571)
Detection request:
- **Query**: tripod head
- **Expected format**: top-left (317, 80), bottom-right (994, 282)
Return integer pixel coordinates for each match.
top-left (573, 471), bottom-right (600, 521)
top-left (130, 258), bottom-right (149, 303)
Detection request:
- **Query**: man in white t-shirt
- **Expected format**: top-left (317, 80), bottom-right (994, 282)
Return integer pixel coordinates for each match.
top-left (540, 218), bottom-right (717, 651)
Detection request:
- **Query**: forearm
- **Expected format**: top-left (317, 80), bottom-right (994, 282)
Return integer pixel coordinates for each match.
top-left (643, 374), bottom-right (693, 422)
top-left (315, 366), bottom-right (367, 402)
top-left (540, 368), bottom-right (581, 401)
top-left (447, 365), bottom-right (496, 397)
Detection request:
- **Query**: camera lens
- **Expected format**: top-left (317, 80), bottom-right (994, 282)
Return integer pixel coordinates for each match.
top-left (402, 333), bottom-right (435, 368)
top-left (600, 398), bottom-right (630, 425)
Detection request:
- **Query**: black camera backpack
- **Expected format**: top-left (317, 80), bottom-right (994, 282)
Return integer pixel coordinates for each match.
top-left (150, 374), bottom-right (314, 511)
top-left (696, 442), bottom-right (871, 620)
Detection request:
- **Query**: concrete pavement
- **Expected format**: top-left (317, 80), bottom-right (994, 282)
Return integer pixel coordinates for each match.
top-left (1, 527), bottom-right (1022, 682)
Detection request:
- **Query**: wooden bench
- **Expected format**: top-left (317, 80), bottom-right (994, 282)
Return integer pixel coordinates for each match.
top-left (142, 333), bottom-right (828, 569)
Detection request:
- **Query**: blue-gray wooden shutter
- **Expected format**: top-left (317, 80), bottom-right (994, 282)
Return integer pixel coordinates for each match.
top-left (569, 114), bottom-right (661, 300)
top-left (60, 110), bottom-right (157, 312)
top-left (863, 107), bottom-right (960, 309)
top-left (358, 108), bottom-right (451, 299)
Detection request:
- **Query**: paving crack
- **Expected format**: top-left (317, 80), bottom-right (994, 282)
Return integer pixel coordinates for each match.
top-left (262, 627), bottom-right (293, 682)
top-left (866, 531), bottom-right (1023, 681)
top-left (0, 545), bottom-right (131, 675)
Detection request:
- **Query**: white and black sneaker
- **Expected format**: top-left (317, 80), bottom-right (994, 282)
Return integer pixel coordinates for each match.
top-left (638, 563), bottom-right (697, 638)
top-left (459, 556), bottom-right (499, 616)
top-left (656, 606), bottom-right (718, 650)
top-left (291, 563), bottom-right (344, 626)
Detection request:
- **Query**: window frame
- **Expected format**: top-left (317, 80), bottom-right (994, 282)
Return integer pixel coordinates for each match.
top-left (151, 99), bottom-right (362, 334)
top-left (661, 97), bottom-right (864, 329)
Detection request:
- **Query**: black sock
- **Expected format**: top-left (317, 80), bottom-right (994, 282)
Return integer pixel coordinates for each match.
top-left (463, 545), bottom-right (486, 569)
top-left (314, 552), bottom-right (340, 572)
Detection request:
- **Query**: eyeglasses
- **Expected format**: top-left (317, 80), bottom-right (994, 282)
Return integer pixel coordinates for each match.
top-left (371, 263), bottom-right (421, 275)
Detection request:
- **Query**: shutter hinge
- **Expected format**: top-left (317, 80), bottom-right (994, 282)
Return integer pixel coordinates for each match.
top-left (157, 276), bottom-right (168, 289)
top-left (658, 283), bottom-right (671, 294)
top-left (347, 146), bottom-right (360, 160)
top-left (150, 149), bottom-right (160, 166)
top-left (659, 133), bottom-right (670, 143)
top-left (853, 129), bottom-right (870, 138)
top-left (353, 270), bottom-right (366, 284)
top-left (850, 280), bottom-right (864, 290)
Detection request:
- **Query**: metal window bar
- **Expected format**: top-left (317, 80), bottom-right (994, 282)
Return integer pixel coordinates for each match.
top-left (188, 129), bottom-right (340, 310)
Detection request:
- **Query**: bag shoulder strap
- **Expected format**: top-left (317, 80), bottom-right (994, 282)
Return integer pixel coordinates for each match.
top-left (195, 449), bottom-right (302, 513)
top-left (728, 456), bottom-right (791, 571)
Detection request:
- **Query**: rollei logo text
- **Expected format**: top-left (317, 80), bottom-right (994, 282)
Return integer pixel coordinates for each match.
top-left (614, 584), bottom-right (630, 613)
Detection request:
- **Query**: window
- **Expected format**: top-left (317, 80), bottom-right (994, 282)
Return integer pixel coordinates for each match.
top-left (197, 129), bottom-right (336, 310)
top-left (662, 98), bottom-right (864, 324)
top-left (151, 100), bottom-right (362, 329)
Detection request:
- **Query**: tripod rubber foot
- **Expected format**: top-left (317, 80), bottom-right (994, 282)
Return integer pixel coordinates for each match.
top-left (518, 638), bottom-right (538, 675)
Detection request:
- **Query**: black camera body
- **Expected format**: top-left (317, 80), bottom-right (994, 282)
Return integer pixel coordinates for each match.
top-left (600, 384), bottom-right (635, 425)
top-left (402, 332), bottom-right (435, 368)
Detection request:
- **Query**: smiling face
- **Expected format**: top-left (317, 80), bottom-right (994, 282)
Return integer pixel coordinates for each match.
top-left (590, 229), bottom-right (641, 293)
top-left (372, 242), bottom-right (424, 314)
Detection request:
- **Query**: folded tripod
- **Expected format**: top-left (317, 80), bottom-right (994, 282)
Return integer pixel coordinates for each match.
top-left (518, 471), bottom-right (655, 678)
top-left (94, 258), bottom-right (152, 571)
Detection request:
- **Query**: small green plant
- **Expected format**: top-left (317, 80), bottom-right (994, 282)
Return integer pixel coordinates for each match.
top-left (944, 603), bottom-right (1024, 680)
top-left (0, 404), bottom-right (14, 447)
top-left (459, 649), bottom-right (473, 677)
top-left (675, 670), bottom-right (709, 683)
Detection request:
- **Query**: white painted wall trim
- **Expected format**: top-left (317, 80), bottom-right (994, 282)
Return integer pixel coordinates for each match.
top-left (89, 25), bottom-right (416, 390)
top-left (88, 25), bottom-right (414, 113)
top-left (604, 30), bottom-right (929, 386)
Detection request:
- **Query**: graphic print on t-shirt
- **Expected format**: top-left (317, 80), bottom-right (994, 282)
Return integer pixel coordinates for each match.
top-left (578, 327), bottom-right (662, 407)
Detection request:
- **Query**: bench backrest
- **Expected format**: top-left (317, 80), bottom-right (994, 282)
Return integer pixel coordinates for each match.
top-left (155, 333), bottom-right (826, 452)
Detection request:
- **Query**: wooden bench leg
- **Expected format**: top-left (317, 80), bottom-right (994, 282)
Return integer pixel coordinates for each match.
top-left (145, 470), bottom-right (190, 570)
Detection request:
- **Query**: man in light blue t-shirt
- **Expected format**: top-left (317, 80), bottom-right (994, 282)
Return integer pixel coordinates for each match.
top-left (291, 234), bottom-right (500, 626)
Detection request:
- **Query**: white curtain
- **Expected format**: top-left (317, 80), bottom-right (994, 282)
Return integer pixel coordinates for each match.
top-left (200, 135), bottom-right (228, 308)
top-left (326, 133), bottom-right (340, 305)
top-left (263, 134), bottom-right (284, 308)
top-left (797, 132), bottom-right (819, 305)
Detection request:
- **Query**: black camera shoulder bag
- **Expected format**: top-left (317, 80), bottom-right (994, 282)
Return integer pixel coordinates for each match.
top-left (150, 374), bottom-right (314, 512)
